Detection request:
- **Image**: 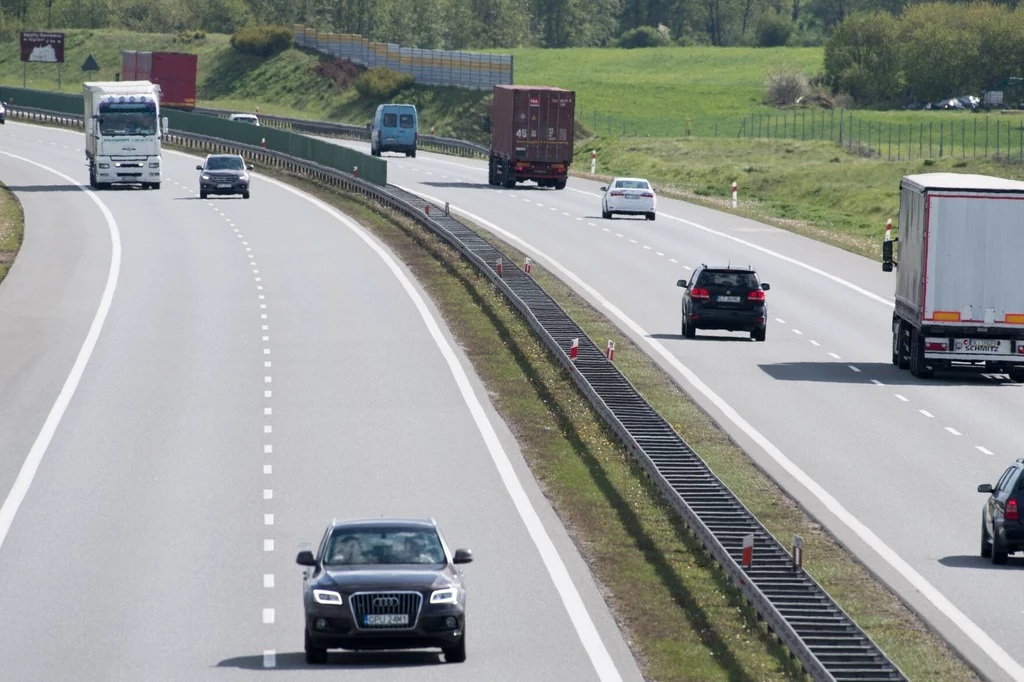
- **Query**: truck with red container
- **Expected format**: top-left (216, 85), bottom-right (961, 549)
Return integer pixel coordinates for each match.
top-left (121, 51), bottom-right (198, 110)
top-left (488, 85), bottom-right (575, 190)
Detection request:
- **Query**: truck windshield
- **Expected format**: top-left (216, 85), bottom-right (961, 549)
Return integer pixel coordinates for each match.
top-left (99, 111), bottom-right (157, 136)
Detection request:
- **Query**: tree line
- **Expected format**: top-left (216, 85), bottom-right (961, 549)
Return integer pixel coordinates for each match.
top-left (1, 0), bottom-right (1020, 49)
top-left (823, 1), bottom-right (1024, 106)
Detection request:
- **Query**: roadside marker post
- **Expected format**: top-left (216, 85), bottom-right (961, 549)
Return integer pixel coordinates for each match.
top-left (742, 533), bottom-right (754, 567)
top-left (569, 338), bottom-right (579, 361)
top-left (732, 181), bottom-right (738, 208)
top-left (606, 340), bottom-right (615, 361)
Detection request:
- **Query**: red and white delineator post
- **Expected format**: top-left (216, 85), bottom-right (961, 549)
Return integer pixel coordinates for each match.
top-left (496, 258), bottom-right (503, 276)
top-left (590, 150), bottom-right (596, 174)
top-left (606, 339), bottom-right (615, 361)
top-left (792, 534), bottom-right (803, 568)
top-left (524, 258), bottom-right (532, 274)
top-left (261, 137), bottom-right (266, 148)
top-left (741, 533), bottom-right (754, 567)
top-left (569, 338), bottom-right (579, 361)
top-left (884, 218), bottom-right (892, 242)
top-left (732, 181), bottom-right (738, 208)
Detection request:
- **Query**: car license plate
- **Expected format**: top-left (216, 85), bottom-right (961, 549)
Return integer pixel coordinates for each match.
top-left (625, 194), bottom-right (640, 200)
top-left (717, 295), bottom-right (741, 303)
top-left (365, 614), bottom-right (409, 626)
top-left (217, 183), bottom-right (232, 188)
top-left (955, 338), bottom-right (1009, 353)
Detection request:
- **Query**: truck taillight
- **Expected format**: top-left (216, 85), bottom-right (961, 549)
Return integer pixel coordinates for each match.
top-left (747, 290), bottom-right (765, 302)
top-left (925, 342), bottom-right (947, 351)
top-left (1007, 498), bottom-right (1019, 521)
top-left (691, 288), bottom-right (710, 301)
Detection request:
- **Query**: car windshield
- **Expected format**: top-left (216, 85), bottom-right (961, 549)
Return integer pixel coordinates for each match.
top-left (206, 156), bottom-right (245, 171)
top-left (99, 111), bottom-right (157, 136)
top-left (324, 528), bottom-right (445, 566)
top-left (614, 180), bottom-right (650, 189)
top-left (233, 116), bottom-right (257, 124)
top-left (698, 271), bottom-right (759, 289)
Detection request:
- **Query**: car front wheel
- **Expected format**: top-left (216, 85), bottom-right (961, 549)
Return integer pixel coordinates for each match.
top-left (981, 518), bottom-right (993, 558)
top-left (443, 628), bottom-right (466, 663)
top-left (304, 630), bottom-right (327, 664)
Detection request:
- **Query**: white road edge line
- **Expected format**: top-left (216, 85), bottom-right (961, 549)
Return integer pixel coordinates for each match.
top-left (400, 186), bottom-right (1024, 682)
top-left (0, 153), bottom-right (121, 554)
top-left (243, 171), bottom-right (624, 681)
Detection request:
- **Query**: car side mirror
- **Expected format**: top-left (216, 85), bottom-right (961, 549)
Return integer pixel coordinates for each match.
top-left (196, 164), bottom-right (203, 171)
top-left (452, 548), bottom-right (473, 564)
top-left (600, 186), bottom-right (607, 192)
top-left (676, 279), bottom-right (687, 288)
top-left (247, 164), bottom-right (254, 171)
top-left (978, 483), bottom-right (994, 494)
top-left (761, 283), bottom-right (770, 291)
top-left (296, 550), bottom-right (317, 566)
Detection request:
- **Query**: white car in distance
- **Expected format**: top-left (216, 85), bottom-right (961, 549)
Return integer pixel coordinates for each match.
top-left (601, 177), bottom-right (656, 221)
top-left (229, 113), bottom-right (260, 126)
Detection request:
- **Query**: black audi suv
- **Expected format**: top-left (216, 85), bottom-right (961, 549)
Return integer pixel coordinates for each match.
top-left (677, 264), bottom-right (770, 341)
top-left (196, 153), bottom-right (253, 199)
top-left (296, 517), bottom-right (472, 664)
top-left (978, 458), bottom-right (1024, 565)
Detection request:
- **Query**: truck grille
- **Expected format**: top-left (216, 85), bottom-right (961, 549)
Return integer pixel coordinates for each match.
top-left (350, 591), bottom-right (422, 630)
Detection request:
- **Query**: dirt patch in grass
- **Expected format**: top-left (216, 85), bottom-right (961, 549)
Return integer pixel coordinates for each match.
top-left (0, 181), bottom-right (25, 285)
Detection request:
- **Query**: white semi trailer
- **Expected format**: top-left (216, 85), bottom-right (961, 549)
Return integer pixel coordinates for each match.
top-left (83, 80), bottom-right (168, 189)
top-left (884, 173), bottom-right (1024, 380)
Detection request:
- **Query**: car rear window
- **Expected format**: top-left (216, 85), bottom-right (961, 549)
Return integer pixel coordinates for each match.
top-left (614, 180), bottom-right (650, 189)
top-left (399, 114), bottom-right (414, 128)
top-left (325, 528), bottom-right (445, 565)
top-left (698, 271), bottom-right (759, 289)
top-left (383, 113), bottom-right (398, 127)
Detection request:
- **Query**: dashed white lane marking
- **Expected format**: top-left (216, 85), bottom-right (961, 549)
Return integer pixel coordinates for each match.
top-left (536, 203), bottom-right (544, 207)
top-left (263, 650), bottom-right (276, 668)
top-left (264, 539), bottom-right (274, 552)
top-left (0, 153), bottom-right (122, 556)
top-left (848, 365), bottom-right (861, 373)
top-left (264, 376), bottom-right (272, 383)
top-left (264, 407), bottom-right (272, 415)
top-left (264, 361), bottom-right (271, 368)
top-left (643, 245), bottom-right (651, 250)
top-left (603, 228), bottom-right (610, 232)
top-left (262, 608), bottom-right (275, 623)
top-left (920, 410), bottom-right (934, 418)
top-left (977, 446), bottom-right (994, 455)
top-left (828, 352), bottom-right (841, 359)
top-left (264, 574), bottom-right (274, 587)
top-left (628, 239), bottom-right (637, 243)
top-left (588, 222), bottom-right (596, 227)
top-left (264, 444), bottom-right (273, 453)
top-left (791, 329), bottom-right (802, 335)
top-left (810, 340), bottom-right (821, 346)
top-left (871, 379), bottom-right (884, 386)
top-left (263, 489), bottom-right (273, 500)
top-left (669, 258), bottom-right (677, 263)
top-left (895, 394), bottom-right (909, 402)
top-left (265, 513), bottom-right (274, 526)
top-left (775, 318), bottom-right (786, 324)
top-left (562, 212), bottom-right (570, 216)
top-left (615, 233), bottom-right (624, 238)
top-left (656, 252), bottom-right (664, 256)
top-left (946, 427), bottom-right (962, 436)
top-left (263, 464), bottom-right (272, 474)
top-left (263, 348), bottom-right (270, 354)
top-left (264, 425), bottom-right (273, 435)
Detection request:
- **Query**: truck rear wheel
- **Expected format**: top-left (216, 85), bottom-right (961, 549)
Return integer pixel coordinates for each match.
top-left (502, 159), bottom-right (515, 188)
top-left (554, 179), bottom-right (567, 190)
top-left (909, 328), bottom-right (934, 378)
top-left (1009, 367), bottom-right (1024, 383)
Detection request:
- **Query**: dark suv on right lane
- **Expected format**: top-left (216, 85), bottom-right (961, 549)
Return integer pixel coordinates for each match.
top-left (978, 458), bottom-right (1024, 564)
top-left (677, 265), bottom-right (770, 341)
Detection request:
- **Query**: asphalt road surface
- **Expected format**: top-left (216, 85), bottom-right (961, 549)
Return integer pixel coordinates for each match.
top-left (329, 138), bottom-right (1024, 682)
top-left (0, 122), bottom-right (644, 682)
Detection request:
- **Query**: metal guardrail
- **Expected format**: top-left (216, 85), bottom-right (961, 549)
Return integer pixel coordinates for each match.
top-left (189, 106), bottom-right (491, 159)
top-left (7, 103), bottom-right (909, 682)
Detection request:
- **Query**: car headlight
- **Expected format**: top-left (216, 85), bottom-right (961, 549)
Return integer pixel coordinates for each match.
top-left (98, 163), bottom-right (109, 169)
top-left (429, 587), bottom-right (458, 604)
top-left (240, 173), bottom-right (249, 181)
top-left (149, 162), bottom-right (160, 168)
top-left (313, 589), bottom-right (343, 605)
top-left (201, 173), bottom-right (210, 180)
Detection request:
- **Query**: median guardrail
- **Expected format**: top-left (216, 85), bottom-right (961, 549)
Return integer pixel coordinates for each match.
top-left (6, 102), bottom-right (909, 682)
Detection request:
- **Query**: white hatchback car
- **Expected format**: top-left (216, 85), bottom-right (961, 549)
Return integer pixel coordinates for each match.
top-left (229, 113), bottom-right (260, 126)
top-left (601, 177), bottom-right (656, 221)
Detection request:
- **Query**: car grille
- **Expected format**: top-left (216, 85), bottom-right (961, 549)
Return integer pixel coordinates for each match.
top-left (208, 174), bottom-right (238, 183)
top-left (350, 591), bottom-right (422, 630)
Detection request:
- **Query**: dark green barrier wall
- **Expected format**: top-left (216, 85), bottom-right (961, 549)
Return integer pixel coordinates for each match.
top-left (0, 86), bottom-right (386, 186)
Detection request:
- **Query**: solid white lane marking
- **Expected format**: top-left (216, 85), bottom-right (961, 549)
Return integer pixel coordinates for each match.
top-left (264, 539), bottom-right (274, 552)
top-left (895, 394), bottom-right (909, 402)
top-left (920, 410), bottom-right (934, 418)
top-left (946, 427), bottom-right (961, 436)
top-left (871, 379), bottom-right (884, 386)
top-left (828, 352), bottom-right (841, 359)
top-left (567, 187), bottom-right (895, 307)
top-left (263, 489), bottom-right (273, 500)
top-left (810, 340), bottom-right (821, 346)
top-left (400, 188), bottom-right (1024, 682)
top-left (977, 446), bottom-right (994, 455)
top-left (265, 514), bottom-right (274, 526)
top-left (263, 651), bottom-right (276, 668)
top-left (848, 365), bottom-right (861, 373)
top-left (264, 574), bottom-right (274, 587)
top-left (263, 464), bottom-right (272, 474)
top-left (258, 176), bottom-right (625, 682)
top-left (0, 154), bottom-right (122, 555)
top-left (262, 608), bottom-right (275, 623)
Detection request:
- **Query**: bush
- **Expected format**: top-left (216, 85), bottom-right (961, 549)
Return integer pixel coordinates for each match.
top-left (173, 30), bottom-right (206, 43)
top-left (352, 67), bottom-right (414, 99)
top-left (617, 26), bottom-right (670, 48)
top-left (755, 11), bottom-right (793, 47)
top-left (230, 25), bottom-right (293, 58)
top-left (764, 70), bottom-right (810, 105)
top-left (822, 11), bottom-right (903, 106)
top-left (314, 57), bottom-right (364, 90)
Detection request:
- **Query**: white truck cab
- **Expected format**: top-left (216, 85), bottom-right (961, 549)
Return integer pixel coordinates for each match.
top-left (84, 80), bottom-right (169, 189)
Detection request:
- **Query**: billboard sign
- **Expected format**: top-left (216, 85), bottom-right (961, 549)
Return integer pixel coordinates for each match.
top-left (20, 32), bottom-right (65, 63)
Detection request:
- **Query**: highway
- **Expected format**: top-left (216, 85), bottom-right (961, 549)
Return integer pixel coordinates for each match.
top-left (329, 138), bottom-right (1024, 682)
top-left (0, 121), bottom-right (643, 682)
